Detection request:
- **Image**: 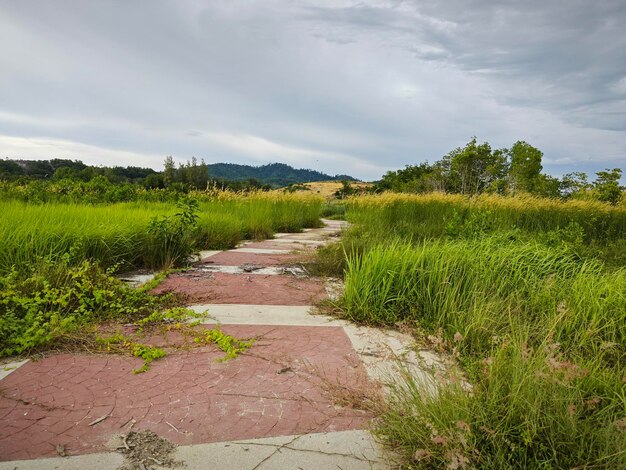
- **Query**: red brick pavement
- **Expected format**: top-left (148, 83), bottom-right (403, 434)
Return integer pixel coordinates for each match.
top-left (152, 272), bottom-right (327, 305)
top-left (0, 325), bottom-right (370, 461)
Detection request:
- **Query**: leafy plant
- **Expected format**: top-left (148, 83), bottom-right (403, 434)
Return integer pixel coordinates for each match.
top-left (0, 260), bottom-right (168, 356)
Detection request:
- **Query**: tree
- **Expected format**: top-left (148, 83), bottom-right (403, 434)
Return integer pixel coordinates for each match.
top-left (560, 172), bottom-right (590, 198)
top-left (507, 141), bottom-right (543, 193)
top-left (163, 156), bottom-right (175, 187)
top-left (442, 137), bottom-right (507, 195)
top-left (593, 168), bottom-right (623, 205)
top-left (377, 162), bottom-right (439, 193)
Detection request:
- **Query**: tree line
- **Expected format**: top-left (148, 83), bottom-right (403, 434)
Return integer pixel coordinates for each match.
top-left (375, 138), bottom-right (624, 205)
top-left (0, 156), bottom-right (272, 192)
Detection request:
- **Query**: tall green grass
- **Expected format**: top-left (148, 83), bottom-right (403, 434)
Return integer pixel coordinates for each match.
top-left (0, 193), bottom-right (322, 273)
top-left (342, 240), bottom-right (626, 468)
top-left (348, 193), bottom-right (626, 242)
top-left (331, 193), bottom-right (626, 468)
top-left (346, 193), bottom-right (626, 267)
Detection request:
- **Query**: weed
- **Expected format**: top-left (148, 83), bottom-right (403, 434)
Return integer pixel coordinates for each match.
top-left (194, 328), bottom-right (254, 361)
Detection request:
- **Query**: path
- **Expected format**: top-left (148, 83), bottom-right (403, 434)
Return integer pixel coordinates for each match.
top-left (0, 220), bottom-right (440, 469)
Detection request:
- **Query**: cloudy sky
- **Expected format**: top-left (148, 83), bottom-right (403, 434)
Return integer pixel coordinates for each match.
top-left (1, 0), bottom-right (625, 181)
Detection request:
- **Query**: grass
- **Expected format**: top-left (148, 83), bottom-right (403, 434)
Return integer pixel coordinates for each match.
top-left (0, 192), bottom-right (322, 274)
top-left (321, 193), bottom-right (626, 468)
top-left (0, 190), bottom-right (321, 357)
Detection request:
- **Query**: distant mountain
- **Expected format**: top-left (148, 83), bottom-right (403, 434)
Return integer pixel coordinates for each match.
top-left (207, 162), bottom-right (357, 187)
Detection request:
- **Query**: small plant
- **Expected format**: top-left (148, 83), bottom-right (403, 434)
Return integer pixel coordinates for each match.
top-left (147, 196), bottom-right (200, 268)
top-left (194, 328), bottom-right (255, 361)
top-left (0, 260), bottom-right (168, 356)
top-left (96, 334), bottom-right (166, 374)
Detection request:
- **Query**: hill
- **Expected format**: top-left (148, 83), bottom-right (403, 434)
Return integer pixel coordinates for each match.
top-left (207, 162), bottom-right (357, 187)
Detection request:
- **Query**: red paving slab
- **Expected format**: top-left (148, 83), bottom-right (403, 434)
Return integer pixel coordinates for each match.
top-left (152, 272), bottom-right (327, 305)
top-left (0, 325), bottom-right (370, 461)
top-left (202, 251), bottom-right (306, 267)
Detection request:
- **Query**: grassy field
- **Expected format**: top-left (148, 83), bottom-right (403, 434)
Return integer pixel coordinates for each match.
top-left (0, 191), bottom-right (322, 356)
top-left (321, 193), bottom-right (626, 468)
top-left (0, 192), bottom-right (322, 274)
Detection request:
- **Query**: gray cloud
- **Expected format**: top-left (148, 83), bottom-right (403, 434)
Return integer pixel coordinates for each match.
top-left (0, 0), bottom-right (625, 180)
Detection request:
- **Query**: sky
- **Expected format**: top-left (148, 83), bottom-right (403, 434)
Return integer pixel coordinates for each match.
top-left (1, 0), bottom-right (625, 181)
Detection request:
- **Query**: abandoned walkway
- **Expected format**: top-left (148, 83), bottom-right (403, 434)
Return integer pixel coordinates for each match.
top-left (0, 219), bottom-right (431, 469)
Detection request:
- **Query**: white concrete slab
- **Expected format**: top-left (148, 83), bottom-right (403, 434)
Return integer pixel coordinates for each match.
top-left (175, 430), bottom-right (387, 470)
top-left (197, 266), bottom-right (308, 276)
top-left (268, 238), bottom-right (324, 245)
top-left (198, 250), bottom-right (222, 260)
top-left (0, 431), bottom-right (386, 470)
top-left (0, 359), bottom-right (29, 381)
top-left (0, 452), bottom-right (123, 470)
top-left (230, 248), bottom-right (293, 255)
top-left (187, 304), bottom-right (343, 327)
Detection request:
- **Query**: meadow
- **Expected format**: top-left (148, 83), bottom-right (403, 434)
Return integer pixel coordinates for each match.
top-left (323, 193), bottom-right (626, 468)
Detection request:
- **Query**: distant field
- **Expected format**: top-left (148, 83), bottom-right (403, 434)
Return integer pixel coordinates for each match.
top-left (283, 180), bottom-right (372, 198)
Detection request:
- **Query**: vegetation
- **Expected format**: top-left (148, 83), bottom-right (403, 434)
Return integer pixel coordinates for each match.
top-left (0, 192), bottom-right (322, 274)
top-left (375, 137), bottom-right (624, 205)
top-left (0, 181), bottom-right (322, 359)
top-left (0, 259), bottom-right (172, 356)
top-left (207, 162), bottom-right (356, 188)
top-left (0, 157), bottom-right (321, 194)
top-left (320, 193), bottom-right (626, 468)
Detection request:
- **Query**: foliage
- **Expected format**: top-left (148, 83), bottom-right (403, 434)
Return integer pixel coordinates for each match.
top-left (147, 197), bottom-right (200, 268)
top-left (372, 137), bottom-right (624, 203)
top-left (441, 137), bottom-right (508, 195)
top-left (0, 260), bottom-right (169, 356)
top-left (594, 168), bottom-right (623, 205)
top-left (0, 192), bottom-right (323, 274)
top-left (207, 162), bottom-right (356, 188)
top-left (507, 140), bottom-right (543, 193)
top-left (327, 193), bottom-right (626, 468)
top-left (344, 192), bottom-right (626, 266)
top-left (97, 334), bottom-right (167, 374)
top-left (194, 328), bottom-right (255, 361)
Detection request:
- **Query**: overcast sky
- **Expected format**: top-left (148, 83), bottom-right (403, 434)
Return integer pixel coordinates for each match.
top-left (1, 0), bottom-right (625, 181)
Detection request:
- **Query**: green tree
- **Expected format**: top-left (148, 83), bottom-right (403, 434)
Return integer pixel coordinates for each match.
top-left (560, 172), bottom-right (590, 198)
top-left (593, 168), bottom-right (623, 205)
top-left (442, 137), bottom-right (507, 195)
top-left (507, 141), bottom-right (543, 193)
top-left (163, 156), bottom-right (175, 187)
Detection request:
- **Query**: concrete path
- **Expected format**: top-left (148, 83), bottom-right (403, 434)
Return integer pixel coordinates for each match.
top-left (0, 219), bottom-right (435, 469)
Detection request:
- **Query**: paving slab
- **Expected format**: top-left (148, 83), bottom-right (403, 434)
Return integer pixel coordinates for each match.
top-left (152, 272), bottom-right (327, 305)
top-left (244, 241), bottom-right (319, 251)
top-left (176, 430), bottom-right (387, 469)
top-left (196, 265), bottom-right (307, 276)
top-left (230, 247), bottom-right (293, 255)
top-left (189, 304), bottom-right (339, 326)
top-left (0, 325), bottom-right (371, 461)
top-left (0, 430), bottom-right (387, 470)
top-left (0, 360), bottom-right (30, 381)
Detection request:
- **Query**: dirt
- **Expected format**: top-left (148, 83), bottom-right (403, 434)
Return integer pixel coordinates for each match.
top-left (118, 430), bottom-right (182, 470)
